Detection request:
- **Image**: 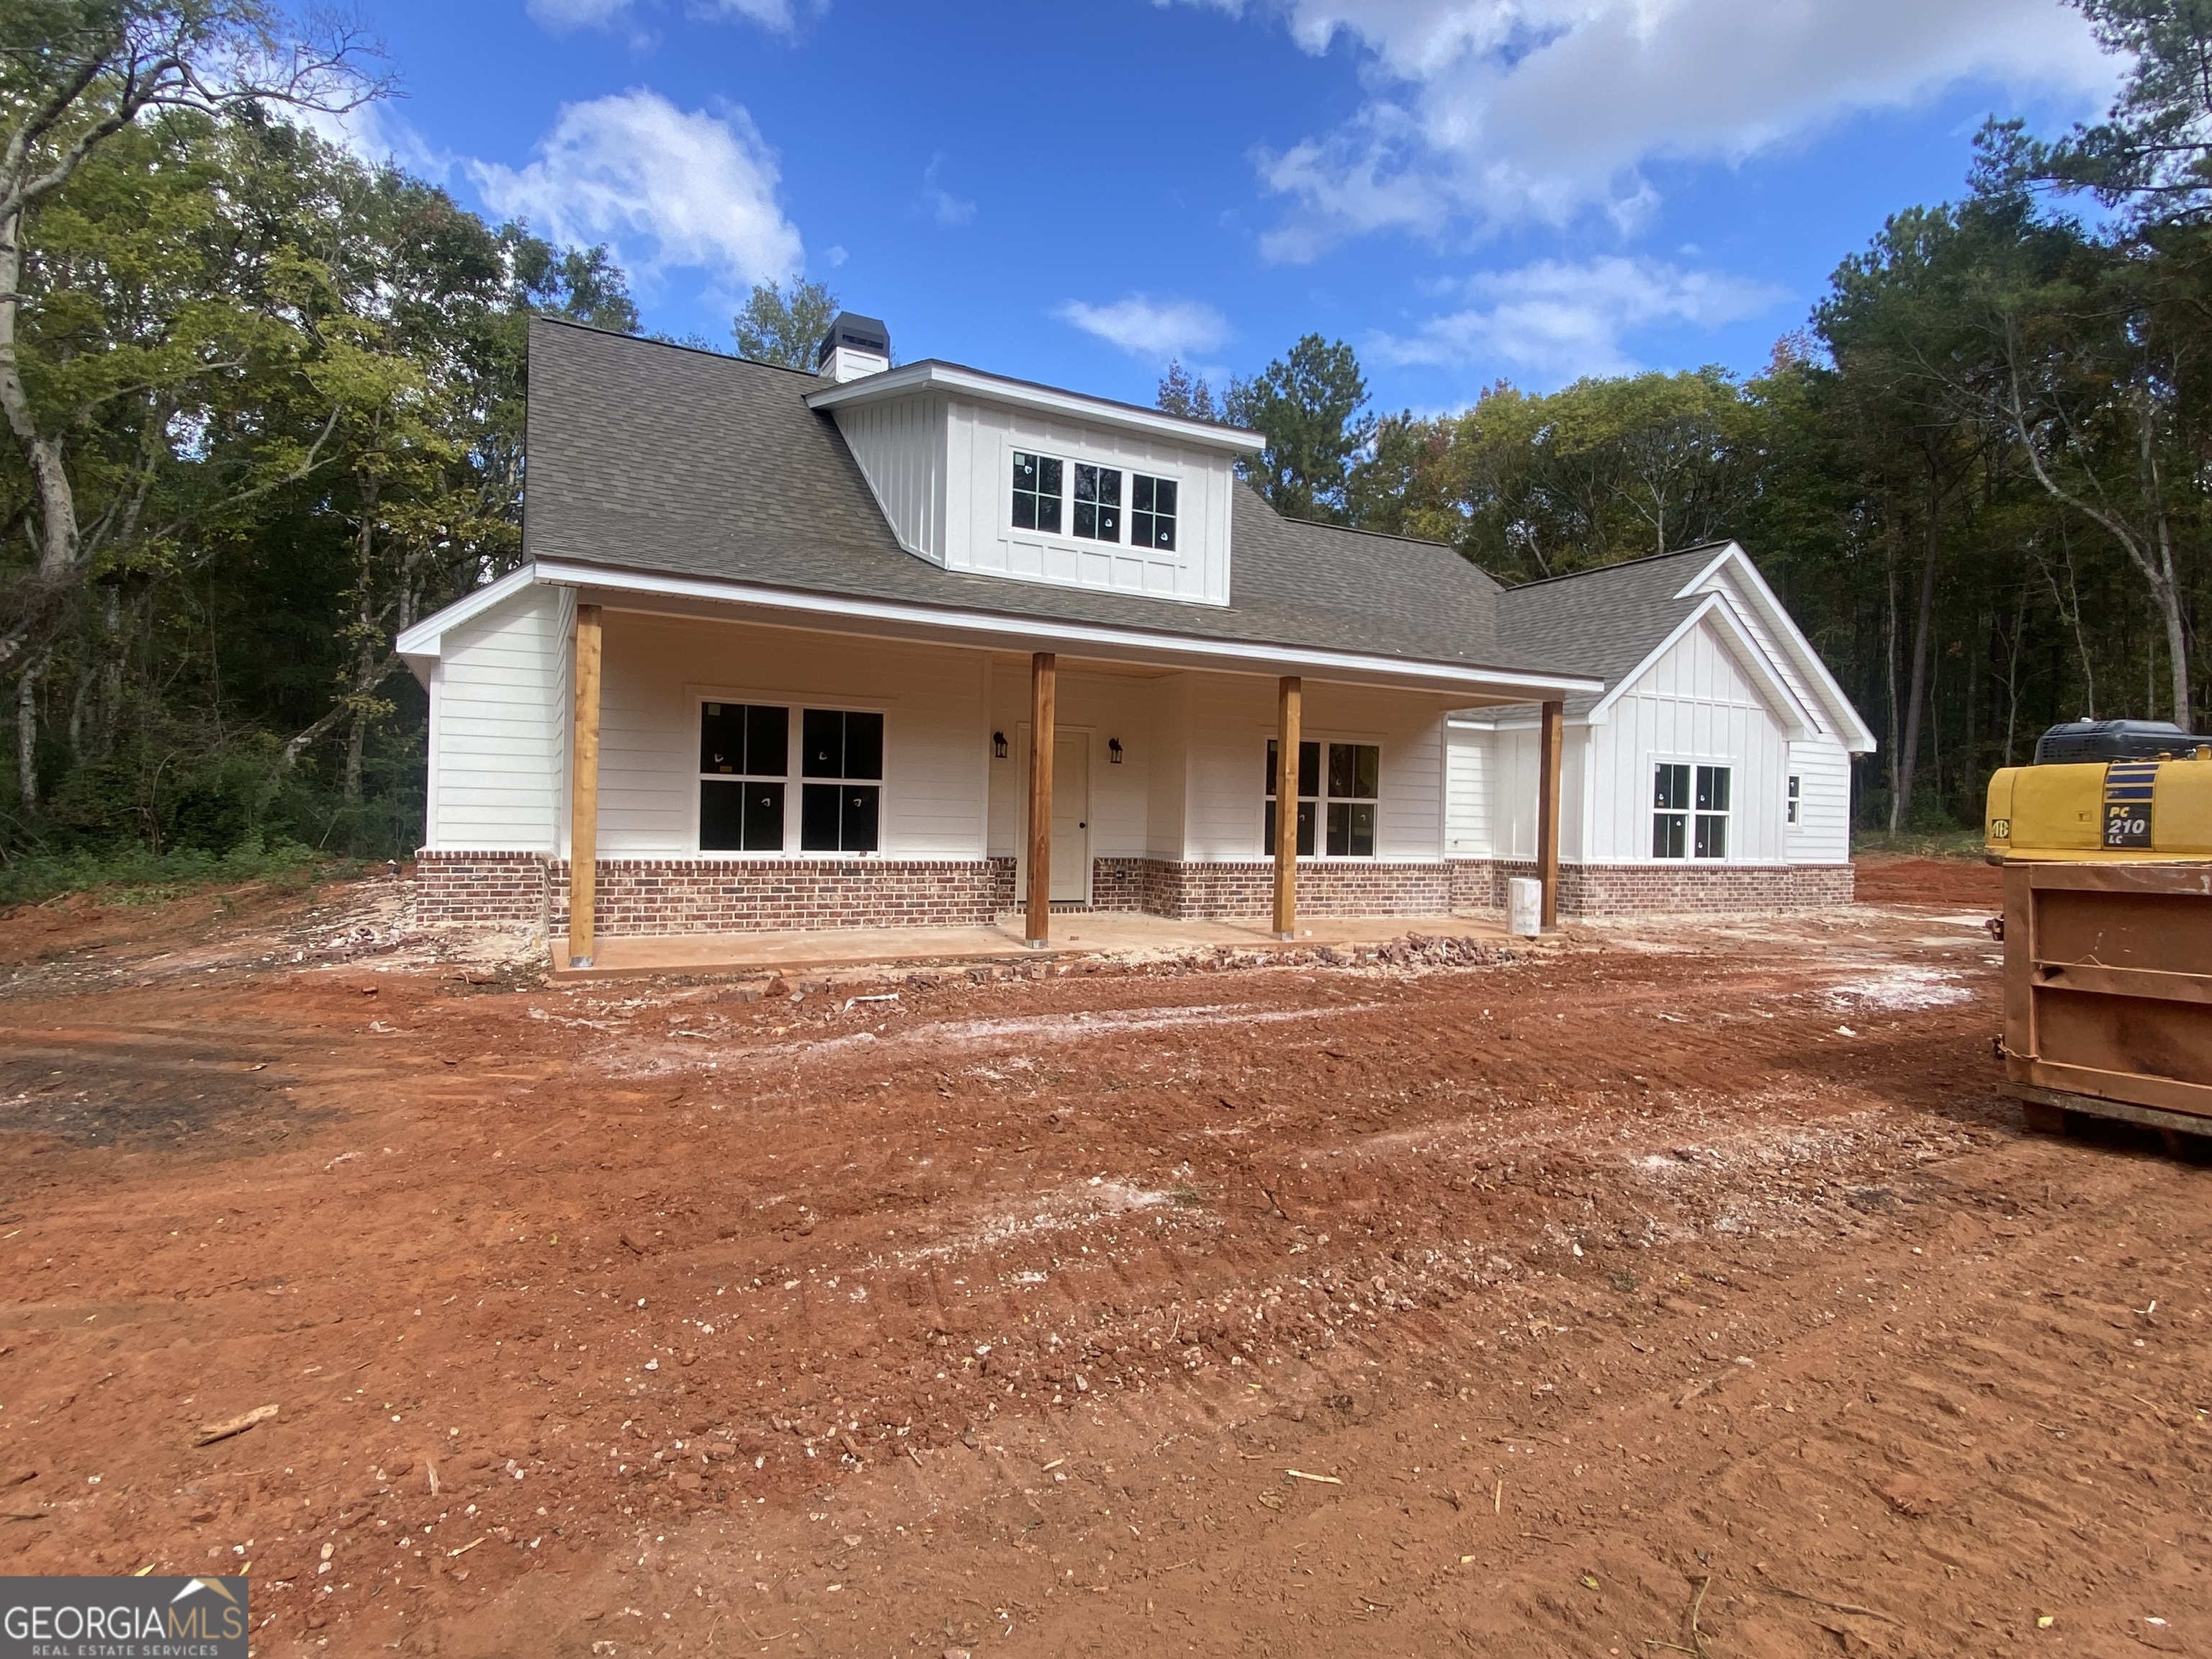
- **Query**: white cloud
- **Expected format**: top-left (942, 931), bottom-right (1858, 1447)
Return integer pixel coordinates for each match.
top-left (1190, 0), bottom-right (2118, 256)
top-left (527, 0), bottom-right (812, 33)
top-left (919, 155), bottom-right (976, 228)
top-left (288, 98), bottom-right (452, 184)
top-left (1370, 255), bottom-right (1785, 382)
top-left (1057, 295), bottom-right (1231, 360)
top-left (468, 89), bottom-right (802, 291)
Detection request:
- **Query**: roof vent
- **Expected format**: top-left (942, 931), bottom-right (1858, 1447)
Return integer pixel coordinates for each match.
top-left (816, 312), bottom-right (891, 382)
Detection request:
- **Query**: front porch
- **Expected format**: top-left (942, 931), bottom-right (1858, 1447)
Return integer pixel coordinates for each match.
top-left (547, 906), bottom-right (1511, 979)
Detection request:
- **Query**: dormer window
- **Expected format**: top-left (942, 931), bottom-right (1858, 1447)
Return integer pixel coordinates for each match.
top-left (1131, 474), bottom-right (1177, 551)
top-left (1012, 451), bottom-right (1063, 534)
top-left (1073, 464), bottom-right (1122, 541)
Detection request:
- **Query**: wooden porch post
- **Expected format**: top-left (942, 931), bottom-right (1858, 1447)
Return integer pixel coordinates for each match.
top-left (1537, 698), bottom-right (1564, 931)
top-left (1025, 652), bottom-right (1056, 948)
top-left (1273, 675), bottom-right (1302, 940)
top-left (568, 603), bottom-right (603, 968)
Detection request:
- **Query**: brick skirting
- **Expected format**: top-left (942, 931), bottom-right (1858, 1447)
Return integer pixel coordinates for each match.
top-left (417, 851), bottom-right (1466, 934)
top-left (543, 858), bottom-right (1001, 935)
top-left (1449, 858), bottom-right (1854, 917)
top-left (415, 850), bottom-right (549, 932)
top-left (1144, 859), bottom-right (1453, 920)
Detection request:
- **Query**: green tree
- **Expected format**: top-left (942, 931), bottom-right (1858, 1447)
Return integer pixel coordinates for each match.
top-left (733, 279), bottom-right (838, 369)
top-left (1156, 359), bottom-right (1222, 422)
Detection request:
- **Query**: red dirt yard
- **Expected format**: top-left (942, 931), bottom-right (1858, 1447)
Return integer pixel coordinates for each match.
top-left (1, 863), bottom-right (2207, 1659)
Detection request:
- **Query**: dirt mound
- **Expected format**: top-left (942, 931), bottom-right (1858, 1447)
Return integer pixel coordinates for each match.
top-left (1853, 853), bottom-right (2004, 907)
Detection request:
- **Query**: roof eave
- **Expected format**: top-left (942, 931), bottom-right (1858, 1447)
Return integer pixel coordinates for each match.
top-left (804, 361), bottom-right (1267, 454)
top-left (529, 557), bottom-right (1600, 701)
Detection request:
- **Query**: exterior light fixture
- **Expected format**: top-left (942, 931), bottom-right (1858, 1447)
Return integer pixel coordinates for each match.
top-left (1108, 737), bottom-right (1125, 763)
top-left (993, 731), bottom-right (1008, 759)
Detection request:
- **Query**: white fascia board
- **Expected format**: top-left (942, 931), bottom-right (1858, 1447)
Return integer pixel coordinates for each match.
top-left (530, 559), bottom-right (1602, 701)
top-left (395, 563), bottom-right (539, 680)
top-left (806, 362), bottom-right (1266, 455)
top-left (1448, 711), bottom-right (1586, 732)
top-left (1587, 593), bottom-right (1817, 740)
top-left (1678, 543), bottom-right (1879, 753)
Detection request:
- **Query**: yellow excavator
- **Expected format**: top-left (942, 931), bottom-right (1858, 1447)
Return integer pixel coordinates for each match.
top-left (1984, 720), bottom-right (2212, 862)
top-left (1981, 719), bottom-right (2211, 1144)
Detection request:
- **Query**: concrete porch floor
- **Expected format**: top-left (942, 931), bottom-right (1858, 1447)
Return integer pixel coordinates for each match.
top-left (550, 909), bottom-right (1510, 980)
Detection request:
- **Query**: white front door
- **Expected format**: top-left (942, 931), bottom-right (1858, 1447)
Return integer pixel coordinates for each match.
top-left (1051, 730), bottom-right (1089, 902)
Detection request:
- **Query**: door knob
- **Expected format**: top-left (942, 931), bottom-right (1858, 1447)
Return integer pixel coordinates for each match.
top-left (1078, 822), bottom-right (1087, 829)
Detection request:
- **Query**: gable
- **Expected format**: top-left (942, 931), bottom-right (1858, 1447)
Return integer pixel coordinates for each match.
top-left (1678, 547), bottom-right (1876, 752)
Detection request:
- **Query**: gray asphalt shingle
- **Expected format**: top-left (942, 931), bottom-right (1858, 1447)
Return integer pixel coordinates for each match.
top-left (522, 320), bottom-right (1568, 674)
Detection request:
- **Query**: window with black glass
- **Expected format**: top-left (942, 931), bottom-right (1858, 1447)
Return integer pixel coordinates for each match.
top-left (800, 709), bottom-right (883, 853)
top-left (1012, 451), bottom-right (1062, 534)
top-left (698, 702), bottom-right (788, 851)
top-left (1266, 739), bottom-right (1380, 857)
top-left (1130, 474), bottom-right (1177, 550)
top-left (1786, 774), bottom-right (1801, 825)
top-left (1653, 762), bottom-right (1730, 859)
top-left (1073, 464), bottom-right (1121, 541)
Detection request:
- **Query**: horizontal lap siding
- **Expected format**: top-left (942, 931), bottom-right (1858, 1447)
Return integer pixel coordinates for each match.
top-left (596, 613), bottom-right (988, 859)
top-left (1786, 738), bottom-right (1853, 865)
top-left (1446, 726), bottom-right (1491, 856)
top-left (427, 583), bottom-right (570, 851)
top-left (985, 660), bottom-right (1156, 860)
top-left (1182, 678), bottom-right (1450, 860)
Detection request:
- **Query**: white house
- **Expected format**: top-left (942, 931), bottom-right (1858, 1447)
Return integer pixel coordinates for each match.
top-left (395, 315), bottom-right (1869, 959)
top-left (1445, 545), bottom-right (1877, 914)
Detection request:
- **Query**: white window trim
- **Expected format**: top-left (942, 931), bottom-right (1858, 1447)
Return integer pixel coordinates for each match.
top-left (1650, 756), bottom-right (1734, 863)
top-left (1003, 439), bottom-right (1187, 562)
top-left (1259, 732), bottom-right (1385, 860)
top-left (688, 686), bottom-right (894, 860)
top-left (1786, 773), bottom-right (1802, 827)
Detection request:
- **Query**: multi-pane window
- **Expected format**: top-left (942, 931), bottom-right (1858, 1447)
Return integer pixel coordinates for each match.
top-left (1130, 474), bottom-right (1177, 550)
top-left (699, 702), bottom-right (788, 852)
top-left (799, 709), bottom-right (883, 853)
top-left (1786, 774), bottom-right (1801, 826)
top-left (1265, 739), bottom-right (1380, 858)
top-left (1653, 763), bottom-right (1730, 859)
top-left (1073, 464), bottom-right (1122, 541)
top-left (1011, 451), bottom-right (1063, 534)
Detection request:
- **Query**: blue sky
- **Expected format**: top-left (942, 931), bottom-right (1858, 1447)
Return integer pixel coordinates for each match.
top-left (328, 0), bottom-right (2119, 415)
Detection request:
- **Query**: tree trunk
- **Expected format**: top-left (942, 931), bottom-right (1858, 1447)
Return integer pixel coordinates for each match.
top-left (15, 655), bottom-right (42, 811)
top-left (1892, 474), bottom-right (1941, 830)
top-left (0, 210), bottom-right (79, 585)
top-left (342, 476), bottom-right (379, 810)
top-left (1884, 523), bottom-right (1902, 831)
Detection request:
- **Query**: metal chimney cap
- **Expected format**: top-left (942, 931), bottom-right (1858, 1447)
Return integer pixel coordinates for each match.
top-left (817, 312), bottom-right (890, 367)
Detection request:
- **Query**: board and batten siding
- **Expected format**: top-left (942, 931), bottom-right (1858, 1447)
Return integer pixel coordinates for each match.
top-left (832, 390), bottom-right (947, 562)
top-left (583, 612), bottom-right (988, 860)
top-left (1584, 619), bottom-right (1789, 865)
top-left (426, 581), bottom-right (572, 852)
top-left (940, 399), bottom-right (1235, 606)
top-left (1483, 722), bottom-right (1584, 863)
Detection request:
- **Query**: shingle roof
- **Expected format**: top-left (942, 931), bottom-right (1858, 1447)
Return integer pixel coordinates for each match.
top-left (521, 320), bottom-right (1570, 675)
top-left (1483, 548), bottom-right (1719, 717)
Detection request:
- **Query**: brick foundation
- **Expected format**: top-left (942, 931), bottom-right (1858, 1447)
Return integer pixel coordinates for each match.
top-left (414, 850), bottom-right (549, 932)
top-left (417, 851), bottom-right (1469, 935)
top-left (1449, 858), bottom-right (1854, 917)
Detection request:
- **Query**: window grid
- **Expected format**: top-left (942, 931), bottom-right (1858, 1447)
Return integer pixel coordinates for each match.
top-left (1653, 762), bottom-right (1730, 860)
top-left (1786, 774), bottom-right (1801, 826)
top-left (1130, 474), bottom-right (1177, 550)
top-left (697, 703), bottom-right (884, 855)
top-left (1266, 739), bottom-right (1380, 858)
top-left (1011, 451), bottom-right (1063, 535)
top-left (1073, 463), bottom-right (1122, 542)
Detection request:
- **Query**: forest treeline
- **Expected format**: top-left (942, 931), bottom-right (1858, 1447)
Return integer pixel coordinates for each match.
top-left (1, 1), bottom-right (2206, 889)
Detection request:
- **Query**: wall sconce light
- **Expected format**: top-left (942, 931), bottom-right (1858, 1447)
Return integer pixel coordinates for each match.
top-left (992, 731), bottom-right (1008, 760)
top-left (1108, 737), bottom-right (1125, 764)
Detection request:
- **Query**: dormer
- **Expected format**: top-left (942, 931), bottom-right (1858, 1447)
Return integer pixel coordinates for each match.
top-left (806, 353), bottom-right (1264, 608)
